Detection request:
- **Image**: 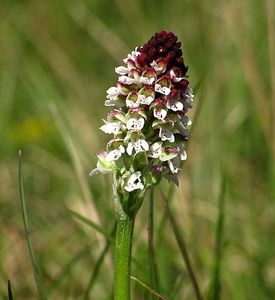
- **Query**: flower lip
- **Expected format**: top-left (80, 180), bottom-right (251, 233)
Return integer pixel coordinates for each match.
top-left (122, 171), bottom-right (144, 192)
top-left (126, 138), bottom-right (149, 155)
top-left (126, 117), bottom-right (145, 131)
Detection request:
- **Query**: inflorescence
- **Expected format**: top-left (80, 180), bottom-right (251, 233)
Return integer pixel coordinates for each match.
top-left (90, 31), bottom-right (194, 193)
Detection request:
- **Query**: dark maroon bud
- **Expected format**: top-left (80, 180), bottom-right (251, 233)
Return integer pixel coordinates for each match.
top-left (136, 53), bottom-right (148, 67)
top-left (139, 31), bottom-right (188, 74)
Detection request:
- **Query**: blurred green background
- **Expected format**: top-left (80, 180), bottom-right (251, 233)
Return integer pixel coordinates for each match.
top-left (1, 0), bottom-right (275, 299)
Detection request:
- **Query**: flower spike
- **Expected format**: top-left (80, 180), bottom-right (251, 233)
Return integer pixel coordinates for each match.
top-left (91, 31), bottom-right (193, 193)
top-left (91, 31), bottom-right (195, 300)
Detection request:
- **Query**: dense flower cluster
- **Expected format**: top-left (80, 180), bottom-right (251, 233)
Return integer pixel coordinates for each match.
top-left (91, 31), bottom-right (194, 193)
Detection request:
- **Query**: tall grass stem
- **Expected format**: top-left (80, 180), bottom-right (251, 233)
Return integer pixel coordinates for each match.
top-left (161, 191), bottom-right (203, 300)
top-left (18, 150), bottom-right (47, 300)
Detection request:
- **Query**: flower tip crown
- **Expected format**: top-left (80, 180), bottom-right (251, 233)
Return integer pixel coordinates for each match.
top-left (138, 31), bottom-right (188, 75)
top-left (91, 31), bottom-right (194, 193)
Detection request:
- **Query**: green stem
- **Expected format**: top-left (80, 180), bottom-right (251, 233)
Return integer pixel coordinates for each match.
top-left (114, 213), bottom-right (136, 300)
top-left (148, 189), bottom-right (160, 299)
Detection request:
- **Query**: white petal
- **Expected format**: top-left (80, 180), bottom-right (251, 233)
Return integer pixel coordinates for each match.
top-left (138, 95), bottom-right (154, 105)
top-left (118, 145), bottom-right (125, 153)
top-left (106, 149), bottom-right (122, 161)
top-left (124, 171), bottom-right (144, 192)
top-left (126, 117), bottom-right (145, 131)
top-left (141, 140), bottom-right (149, 151)
top-left (180, 150), bottom-right (187, 160)
top-left (118, 76), bottom-right (136, 85)
top-left (100, 121), bottom-right (120, 134)
top-left (126, 143), bottom-right (134, 155)
top-left (107, 87), bottom-right (120, 97)
top-left (168, 101), bottom-right (184, 111)
top-left (115, 66), bottom-right (129, 75)
top-left (133, 139), bottom-right (148, 154)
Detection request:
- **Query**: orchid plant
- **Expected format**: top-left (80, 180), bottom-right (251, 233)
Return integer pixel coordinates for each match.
top-left (90, 31), bottom-right (194, 300)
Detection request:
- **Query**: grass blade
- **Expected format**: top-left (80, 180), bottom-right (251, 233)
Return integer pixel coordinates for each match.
top-left (84, 221), bottom-right (117, 299)
top-left (131, 276), bottom-right (168, 300)
top-left (67, 209), bottom-right (113, 241)
top-left (208, 173), bottom-right (227, 300)
top-left (8, 280), bottom-right (14, 300)
top-left (18, 150), bottom-right (47, 300)
top-left (160, 191), bottom-right (203, 300)
top-left (148, 189), bottom-right (160, 299)
top-left (49, 102), bottom-right (104, 245)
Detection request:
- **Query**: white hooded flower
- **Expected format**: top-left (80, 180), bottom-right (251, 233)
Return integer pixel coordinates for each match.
top-left (155, 76), bottom-right (172, 95)
top-left (106, 145), bottom-right (125, 161)
top-left (159, 127), bottom-right (175, 142)
top-left (148, 142), bottom-right (163, 158)
top-left (153, 107), bottom-right (167, 120)
top-left (139, 68), bottom-right (157, 85)
top-left (126, 91), bottom-right (140, 108)
top-left (138, 86), bottom-right (155, 105)
top-left (106, 87), bottom-right (120, 98)
top-left (122, 171), bottom-right (144, 192)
